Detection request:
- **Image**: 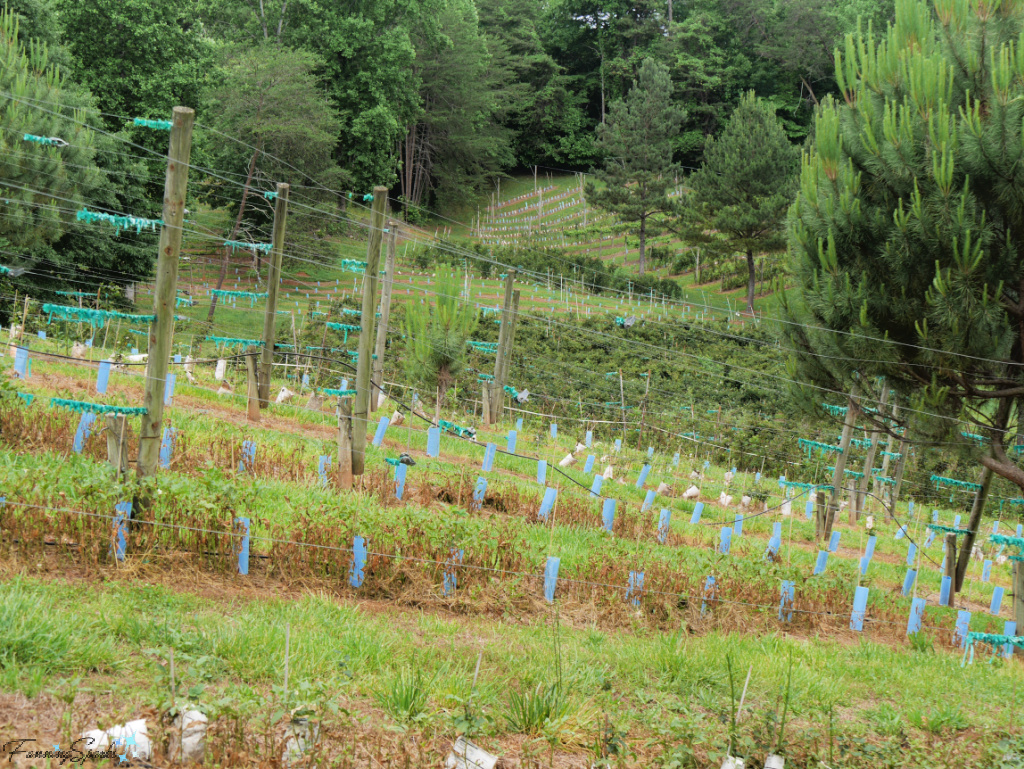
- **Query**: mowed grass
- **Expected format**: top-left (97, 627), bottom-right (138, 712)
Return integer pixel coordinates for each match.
top-left (0, 575), bottom-right (1021, 767)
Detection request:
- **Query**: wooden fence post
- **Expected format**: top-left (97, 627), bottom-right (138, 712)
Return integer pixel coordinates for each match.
top-left (137, 106), bottom-right (195, 479)
top-left (825, 382), bottom-right (859, 539)
top-left (352, 187), bottom-right (387, 475)
top-left (943, 533), bottom-right (957, 606)
top-left (259, 182), bottom-right (289, 407)
top-left (245, 346), bottom-right (260, 422)
top-left (371, 223), bottom-right (397, 413)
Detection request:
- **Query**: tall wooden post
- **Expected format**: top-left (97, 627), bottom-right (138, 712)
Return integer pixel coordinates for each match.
top-left (489, 271), bottom-right (516, 424)
top-left (874, 394), bottom-right (899, 499)
top-left (244, 346), bottom-right (261, 422)
top-left (259, 182), bottom-right (289, 406)
top-left (955, 461), bottom-right (994, 592)
top-left (892, 426), bottom-right (911, 504)
top-left (824, 382), bottom-right (859, 539)
top-left (137, 107), bottom-right (195, 479)
top-left (619, 371), bottom-right (627, 441)
top-left (495, 288), bottom-right (520, 417)
top-left (1014, 562), bottom-right (1024, 656)
top-left (943, 533), bottom-right (957, 606)
top-left (637, 371), bottom-right (651, 449)
top-left (855, 382), bottom-right (888, 517)
top-left (352, 187), bottom-right (387, 475)
top-left (371, 223), bottom-right (397, 413)
top-left (337, 397), bottom-right (353, 489)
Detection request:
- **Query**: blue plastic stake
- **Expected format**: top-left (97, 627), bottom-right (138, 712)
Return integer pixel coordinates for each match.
top-left (813, 550), bottom-right (829, 575)
top-left (701, 575), bottom-right (716, 615)
top-left (96, 361), bottom-right (111, 393)
top-left (906, 543), bottom-right (917, 566)
top-left (443, 548), bottom-right (463, 596)
top-left (805, 499), bottom-right (814, 519)
top-left (850, 586), bottom-right (869, 631)
top-left (110, 501), bottom-right (131, 561)
top-left (894, 524), bottom-right (907, 540)
top-left (590, 476), bottom-right (603, 497)
top-left (427, 427), bottom-right (440, 457)
top-left (647, 446), bottom-right (654, 458)
top-left (235, 517), bottom-right (250, 575)
top-left (779, 580), bottom-right (795, 622)
top-left (719, 527), bottom-right (732, 554)
top-left (482, 442), bottom-right (496, 472)
top-left (516, 417), bottom-right (523, 430)
top-left (37, 330), bottom-right (45, 340)
top-left (672, 452), bottom-right (680, 466)
top-left (939, 575), bottom-right (952, 607)
top-left (627, 571), bottom-right (645, 606)
top-left (601, 498), bottom-right (616, 532)
top-left (317, 455), bottom-right (331, 487)
top-left (642, 490), bottom-right (656, 512)
top-left (733, 513), bottom-right (743, 536)
top-left (538, 487), bottom-right (557, 520)
top-left (954, 610), bottom-right (971, 648)
top-left (371, 416), bottom-right (389, 447)
top-left (614, 438), bottom-right (621, 452)
top-left (924, 529), bottom-right (936, 548)
top-left (173, 354), bottom-right (181, 364)
top-left (164, 373), bottom-right (176, 405)
top-left (932, 510), bottom-right (939, 523)
top-left (991, 587), bottom-right (1005, 615)
top-left (860, 535), bottom-right (877, 576)
top-left (537, 460), bottom-right (547, 485)
top-left (350, 536), bottom-right (367, 587)
top-left (1003, 621), bottom-right (1018, 658)
top-left (13, 348), bottom-right (27, 378)
top-left (73, 412), bottom-right (95, 453)
top-left (583, 455), bottom-right (595, 474)
top-left (907, 597), bottom-right (926, 635)
top-left (829, 531), bottom-right (841, 553)
top-left (471, 476), bottom-right (488, 510)
top-left (982, 560), bottom-right (992, 582)
top-left (954, 513), bottom-right (962, 528)
top-left (657, 509), bottom-right (672, 543)
top-left (159, 427), bottom-right (176, 469)
top-left (1017, 523), bottom-right (1023, 537)
top-left (507, 430), bottom-right (517, 454)
top-left (543, 557), bottom-right (560, 602)
top-left (690, 502), bottom-right (704, 524)
top-left (635, 464), bottom-right (651, 488)
top-left (585, 430), bottom-right (592, 447)
top-left (394, 463), bottom-right (407, 499)
top-left (993, 521), bottom-right (1000, 534)
top-left (550, 423), bottom-right (557, 439)
top-left (239, 440), bottom-right (256, 473)
top-left (902, 569), bottom-right (917, 596)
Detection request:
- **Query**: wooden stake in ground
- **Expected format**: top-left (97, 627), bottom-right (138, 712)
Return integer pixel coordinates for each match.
top-left (855, 382), bottom-right (888, 518)
top-left (1014, 561), bottom-right (1024, 656)
top-left (489, 271), bottom-right (516, 424)
top-left (943, 533), bottom-right (957, 606)
top-left (105, 414), bottom-right (129, 480)
top-left (258, 182), bottom-right (290, 407)
top-left (371, 223), bottom-right (397, 413)
top-left (137, 106), bottom-right (195, 479)
top-left (245, 346), bottom-right (261, 422)
top-left (824, 382), bottom-right (859, 540)
top-left (351, 188), bottom-right (388, 475)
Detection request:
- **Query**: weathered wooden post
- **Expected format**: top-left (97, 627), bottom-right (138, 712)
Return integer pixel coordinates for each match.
top-left (825, 382), bottom-right (859, 539)
top-left (488, 271), bottom-right (516, 424)
top-left (855, 382), bottom-right (888, 516)
top-left (371, 222), bottom-right (397, 413)
top-left (245, 346), bottom-right (261, 422)
top-left (138, 107), bottom-right (195, 479)
top-left (259, 182), bottom-right (289, 407)
top-left (352, 188), bottom-right (388, 475)
top-left (1014, 561), bottom-right (1024, 656)
top-left (943, 533), bottom-right (957, 606)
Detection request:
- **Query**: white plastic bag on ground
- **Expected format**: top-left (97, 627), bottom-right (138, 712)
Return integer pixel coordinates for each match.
top-left (169, 709), bottom-right (208, 763)
top-left (104, 719), bottom-right (151, 761)
top-left (214, 358), bottom-right (227, 380)
top-left (683, 485), bottom-right (700, 500)
top-left (558, 453), bottom-right (575, 467)
top-left (275, 387), bottom-right (296, 404)
top-left (445, 736), bottom-right (498, 769)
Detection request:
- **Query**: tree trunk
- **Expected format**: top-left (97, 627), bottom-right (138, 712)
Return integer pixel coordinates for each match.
top-left (207, 147), bottom-right (259, 323)
top-left (954, 460), bottom-right (994, 593)
top-left (638, 217), bottom-right (646, 276)
top-left (745, 249), bottom-right (756, 314)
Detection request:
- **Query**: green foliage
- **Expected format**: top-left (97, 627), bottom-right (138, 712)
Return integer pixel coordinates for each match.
top-left (781, 0), bottom-right (1024, 490)
top-left (586, 58), bottom-right (684, 277)
top-left (404, 265), bottom-right (478, 408)
top-left (375, 668), bottom-right (433, 723)
top-left (504, 683), bottom-right (569, 734)
top-left (688, 91), bottom-right (799, 312)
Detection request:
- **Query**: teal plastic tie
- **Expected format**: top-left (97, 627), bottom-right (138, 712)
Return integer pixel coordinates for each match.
top-left (41, 303), bottom-right (155, 328)
top-left (51, 398), bottom-right (147, 416)
top-left (77, 208), bottom-right (163, 235)
top-left (23, 133), bottom-right (67, 147)
top-left (133, 117), bottom-right (172, 130)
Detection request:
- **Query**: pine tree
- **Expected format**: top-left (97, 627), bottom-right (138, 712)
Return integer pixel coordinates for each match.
top-left (688, 91), bottom-right (799, 313)
top-left (782, 0), bottom-right (1024, 586)
top-left (404, 266), bottom-right (478, 424)
top-left (586, 58), bottom-right (684, 276)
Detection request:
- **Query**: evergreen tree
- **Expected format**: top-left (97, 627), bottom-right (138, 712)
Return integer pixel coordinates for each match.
top-left (404, 266), bottom-right (478, 424)
top-left (688, 91), bottom-right (799, 313)
top-left (586, 58), bottom-right (683, 276)
top-left (782, 0), bottom-right (1024, 583)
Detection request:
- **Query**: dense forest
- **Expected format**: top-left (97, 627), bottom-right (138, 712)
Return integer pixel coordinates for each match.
top-left (5, 0), bottom-right (894, 211)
